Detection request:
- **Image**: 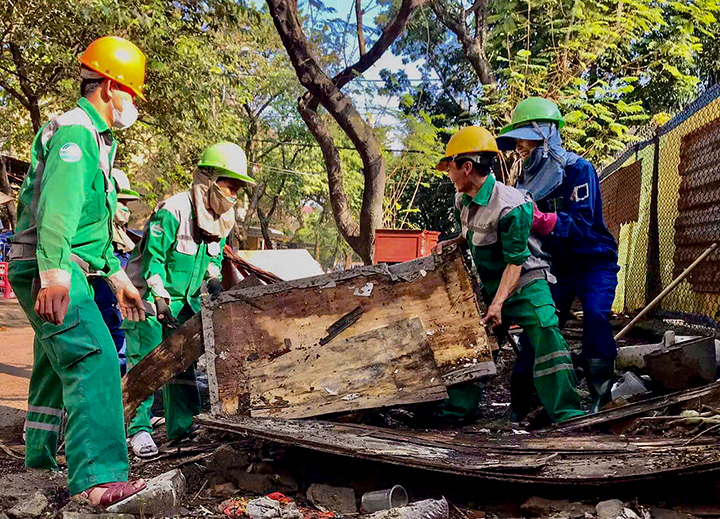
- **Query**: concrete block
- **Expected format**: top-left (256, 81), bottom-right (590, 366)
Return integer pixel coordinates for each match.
top-left (307, 484), bottom-right (357, 514)
top-left (7, 491), bottom-right (48, 518)
top-left (596, 500), bottom-right (625, 519)
top-left (106, 469), bottom-right (186, 516)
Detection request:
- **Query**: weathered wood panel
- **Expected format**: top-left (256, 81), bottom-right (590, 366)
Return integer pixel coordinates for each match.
top-left (207, 249), bottom-right (496, 415)
top-left (198, 414), bottom-right (720, 484)
top-left (249, 318), bottom-right (448, 419)
top-left (122, 313), bottom-right (204, 423)
top-left (553, 380), bottom-right (720, 432)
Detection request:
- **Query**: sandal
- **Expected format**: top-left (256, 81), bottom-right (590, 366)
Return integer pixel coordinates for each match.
top-left (79, 479), bottom-right (146, 507)
top-left (130, 431), bottom-right (159, 458)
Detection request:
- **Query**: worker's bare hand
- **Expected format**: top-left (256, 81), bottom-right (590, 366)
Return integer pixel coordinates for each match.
top-left (35, 286), bottom-right (70, 325)
top-left (481, 303), bottom-right (503, 328)
top-left (117, 286), bottom-right (146, 322)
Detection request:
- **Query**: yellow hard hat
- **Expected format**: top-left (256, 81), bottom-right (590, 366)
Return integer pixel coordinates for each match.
top-left (436, 126), bottom-right (499, 171)
top-left (79, 36), bottom-right (147, 101)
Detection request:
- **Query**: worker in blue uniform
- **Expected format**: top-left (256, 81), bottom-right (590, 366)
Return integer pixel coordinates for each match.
top-left (497, 97), bottom-right (620, 416)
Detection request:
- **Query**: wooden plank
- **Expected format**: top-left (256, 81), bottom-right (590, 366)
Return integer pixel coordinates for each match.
top-left (208, 249), bottom-right (496, 415)
top-left (249, 318), bottom-right (448, 419)
top-left (121, 313), bottom-right (204, 423)
top-left (197, 414), bottom-right (720, 484)
top-left (553, 380), bottom-right (720, 432)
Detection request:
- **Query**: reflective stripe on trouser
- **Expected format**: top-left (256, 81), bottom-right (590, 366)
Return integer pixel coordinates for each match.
top-left (502, 279), bottom-right (585, 423)
top-left (125, 307), bottom-right (200, 439)
top-left (8, 260), bottom-right (129, 495)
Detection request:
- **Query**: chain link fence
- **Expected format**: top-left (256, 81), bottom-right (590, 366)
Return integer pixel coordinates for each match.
top-left (599, 83), bottom-right (720, 335)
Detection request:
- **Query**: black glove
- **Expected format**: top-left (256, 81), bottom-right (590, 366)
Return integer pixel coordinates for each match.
top-left (155, 298), bottom-right (178, 329)
top-left (207, 277), bottom-right (224, 300)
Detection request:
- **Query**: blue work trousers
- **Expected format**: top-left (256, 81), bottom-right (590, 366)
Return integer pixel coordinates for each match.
top-left (514, 262), bottom-right (619, 375)
top-left (91, 277), bottom-right (127, 376)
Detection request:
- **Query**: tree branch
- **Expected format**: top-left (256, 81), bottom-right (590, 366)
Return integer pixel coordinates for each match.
top-left (355, 0), bottom-right (367, 57)
top-left (298, 98), bottom-right (361, 252)
top-left (429, 0), bottom-right (495, 85)
top-left (305, 0), bottom-right (428, 112)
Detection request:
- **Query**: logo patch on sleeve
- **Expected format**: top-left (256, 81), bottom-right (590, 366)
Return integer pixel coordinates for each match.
top-left (58, 143), bottom-right (82, 163)
top-left (570, 183), bottom-right (590, 202)
top-left (150, 224), bottom-right (164, 238)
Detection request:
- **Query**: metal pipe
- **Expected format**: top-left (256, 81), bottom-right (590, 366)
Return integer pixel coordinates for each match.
top-left (614, 242), bottom-right (718, 341)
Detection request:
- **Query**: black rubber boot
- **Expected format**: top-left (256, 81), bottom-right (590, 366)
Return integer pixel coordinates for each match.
top-left (509, 370), bottom-right (536, 423)
top-left (586, 358), bottom-right (616, 413)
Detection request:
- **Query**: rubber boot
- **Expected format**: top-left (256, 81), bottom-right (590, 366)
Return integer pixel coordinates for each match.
top-left (509, 370), bottom-right (535, 423)
top-left (586, 359), bottom-right (615, 413)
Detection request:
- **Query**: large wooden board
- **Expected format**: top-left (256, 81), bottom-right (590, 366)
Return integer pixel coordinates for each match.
top-left (198, 414), bottom-right (720, 484)
top-left (205, 249), bottom-right (496, 415)
top-left (249, 318), bottom-right (448, 419)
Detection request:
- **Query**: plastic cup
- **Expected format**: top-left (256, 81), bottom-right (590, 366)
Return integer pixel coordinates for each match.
top-left (361, 485), bottom-right (409, 512)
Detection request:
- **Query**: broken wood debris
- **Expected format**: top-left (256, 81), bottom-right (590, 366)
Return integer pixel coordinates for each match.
top-left (197, 414), bottom-right (720, 484)
top-left (320, 306), bottom-right (363, 346)
top-left (122, 249), bottom-right (496, 422)
top-left (248, 318), bottom-right (448, 419)
top-left (554, 380), bottom-right (720, 432)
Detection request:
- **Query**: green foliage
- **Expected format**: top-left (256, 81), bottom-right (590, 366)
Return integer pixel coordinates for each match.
top-left (391, 0), bottom-right (720, 166)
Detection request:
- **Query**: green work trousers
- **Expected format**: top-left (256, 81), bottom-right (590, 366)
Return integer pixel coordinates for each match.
top-left (502, 279), bottom-right (585, 422)
top-left (125, 305), bottom-right (200, 439)
top-left (8, 260), bottom-right (129, 495)
top-left (442, 279), bottom-right (584, 423)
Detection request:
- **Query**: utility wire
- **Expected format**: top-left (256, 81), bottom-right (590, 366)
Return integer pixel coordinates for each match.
top-left (251, 138), bottom-right (425, 154)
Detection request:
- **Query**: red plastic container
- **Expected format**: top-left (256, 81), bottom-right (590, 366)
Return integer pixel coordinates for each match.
top-left (0, 285), bottom-right (14, 299)
top-left (0, 262), bottom-right (7, 276)
top-left (374, 229), bottom-right (440, 264)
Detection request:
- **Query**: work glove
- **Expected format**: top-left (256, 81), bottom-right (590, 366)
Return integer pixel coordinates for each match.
top-left (530, 204), bottom-right (558, 236)
top-left (207, 277), bottom-right (224, 300)
top-left (155, 297), bottom-right (178, 329)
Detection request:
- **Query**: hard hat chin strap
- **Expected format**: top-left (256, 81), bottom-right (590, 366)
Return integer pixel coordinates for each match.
top-left (531, 121), bottom-right (550, 159)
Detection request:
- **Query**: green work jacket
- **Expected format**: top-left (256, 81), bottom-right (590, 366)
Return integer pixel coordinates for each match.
top-left (454, 174), bottom-right (552, 298)
top-left (10, 97), bottom-right (122, 289)
top-left (126, 191), bottom-right (225, 315)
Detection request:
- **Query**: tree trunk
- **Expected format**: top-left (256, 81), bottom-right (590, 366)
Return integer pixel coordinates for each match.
top-left (266, 0), bottom-right (424, 264)
top-left (238, 182), bottom-right (265, 249)
top-left (0, 156), bottom-right (17, 230)
top-left (257, 206), bottom-right (275, 250)
top-left (28, 97), bottom-right (42, 133)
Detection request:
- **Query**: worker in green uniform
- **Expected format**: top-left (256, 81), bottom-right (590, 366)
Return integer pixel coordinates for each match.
top-left (7, 36), bottom-right (148, 507)
top-left (433, 126), bottom-right (584, 424)
top-left (124, 141), bottom-right (254, 457)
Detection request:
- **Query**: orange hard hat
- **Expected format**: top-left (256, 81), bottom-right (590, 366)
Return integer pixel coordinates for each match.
top-left (79, 36), bottom-right (147, 101)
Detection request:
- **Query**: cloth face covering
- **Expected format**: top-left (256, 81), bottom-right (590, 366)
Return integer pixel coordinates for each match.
top-left (516, 123), bottom-right (580, 202)
top-left (190, 170), bottom-right (236, 239)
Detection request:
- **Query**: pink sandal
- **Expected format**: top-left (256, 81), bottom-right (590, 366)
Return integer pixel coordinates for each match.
top-left (79, 479), bottom-right (146, 507)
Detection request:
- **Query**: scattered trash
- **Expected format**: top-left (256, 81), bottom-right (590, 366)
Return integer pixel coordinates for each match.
top-left (354, 282), bottom-right (374, 297)
top-left (244, 495), bottom-right (302, 519)
top-left (361, 485), bottom-right (409, 513)
top-left (611, 372), bottom-right (650, 401)
top-left (341, 393), bottom-right (360, 401)
top-left (365, 498), bottom-right (449, 519)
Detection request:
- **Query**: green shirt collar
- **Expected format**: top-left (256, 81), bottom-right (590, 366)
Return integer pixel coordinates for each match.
top-left (77, 97), bottom-right (112, 135)
top-left (461, 174), bottom-right (496, 207)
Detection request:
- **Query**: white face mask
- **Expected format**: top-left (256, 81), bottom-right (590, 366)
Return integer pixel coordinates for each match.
top-left (112, 94), bottom-right (138, 130)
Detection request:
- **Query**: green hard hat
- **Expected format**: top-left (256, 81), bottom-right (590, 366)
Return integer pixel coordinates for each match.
top-left (500, 97), bottom-right (565, 135)
top-left (198, 141), bottom-right (255, 184)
